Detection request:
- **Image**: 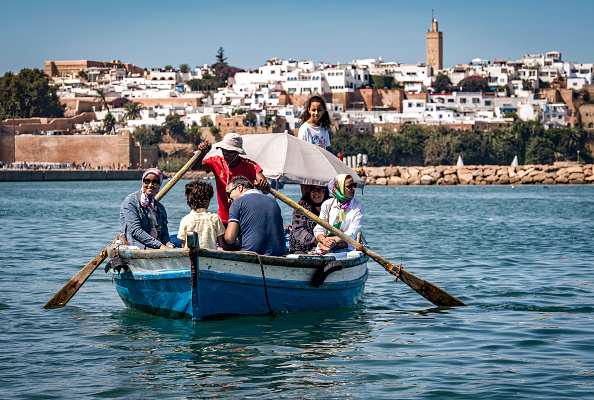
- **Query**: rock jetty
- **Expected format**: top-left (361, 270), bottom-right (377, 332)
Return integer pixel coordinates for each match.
top-left (361, 164), bottom-right (594, 186)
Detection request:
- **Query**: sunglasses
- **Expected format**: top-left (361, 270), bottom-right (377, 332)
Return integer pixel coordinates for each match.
top-left (226, 185), bottom-right (239, 199)
top-left (345, 183), bottom-right (356, 190)
top-left (143, 179), bottom-right (160, 186)
top-left (310, 187), bottom-right (326, 193)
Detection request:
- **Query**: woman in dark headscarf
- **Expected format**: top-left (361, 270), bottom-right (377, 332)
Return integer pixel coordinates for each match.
top-left (314, 174), bottom-right (364, 254)
top-left (119, 168), bottom-right (175, 249)
top-left (288, 184), bottom-right (330, 254)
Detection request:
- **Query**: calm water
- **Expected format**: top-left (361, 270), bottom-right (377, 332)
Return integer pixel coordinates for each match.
top-left (1, 181), bottom-right (593, 399)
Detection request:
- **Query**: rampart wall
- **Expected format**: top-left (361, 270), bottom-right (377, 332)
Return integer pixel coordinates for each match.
top-left (0, 112), bottom-right (96, 135)
top-left (1, 130), bottom-right (157, 168)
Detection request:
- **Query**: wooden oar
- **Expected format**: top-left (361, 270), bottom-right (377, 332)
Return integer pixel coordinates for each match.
top-left (43, 150), bottom-right (205, 309)
top-left (270, 188), bottom-right (467, 307)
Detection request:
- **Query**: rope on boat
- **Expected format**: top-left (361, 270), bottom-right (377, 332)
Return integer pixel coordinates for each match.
top-left (246, 251), bottom-right (275, 317)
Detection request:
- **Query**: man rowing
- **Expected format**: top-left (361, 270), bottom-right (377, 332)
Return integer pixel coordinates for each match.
top-left (193, 133), bottom-right (270, 225)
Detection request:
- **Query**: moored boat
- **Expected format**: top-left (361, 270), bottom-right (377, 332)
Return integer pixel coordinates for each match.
top-left (106, 244), bottom-right (369, 320)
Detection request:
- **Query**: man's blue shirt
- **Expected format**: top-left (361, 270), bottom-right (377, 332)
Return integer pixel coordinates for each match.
top-left (228, 190), bottom-right (286, 256)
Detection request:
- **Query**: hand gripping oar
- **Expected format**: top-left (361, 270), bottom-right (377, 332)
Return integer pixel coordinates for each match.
top-left (270, 188), bottom-right (466, 307)
top-left (43, 150), bottom-right (205, 309)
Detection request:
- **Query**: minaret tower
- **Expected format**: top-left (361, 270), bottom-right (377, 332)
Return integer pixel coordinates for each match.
top-left (426, 14), bottom-right (443, 71)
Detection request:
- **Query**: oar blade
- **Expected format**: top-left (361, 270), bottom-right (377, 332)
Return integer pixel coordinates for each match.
top-left (270, 188), bottom-right (467, 308)
top-left (43, 248), bottom-right (108, 309)
top-left (399, 268), bottom-right (466, 307)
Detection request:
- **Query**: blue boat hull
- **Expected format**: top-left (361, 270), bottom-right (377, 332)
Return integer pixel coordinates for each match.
top-left (108, 246), bottom-right (369, 320)
top-left (114, 268), bottom-right (368, 319)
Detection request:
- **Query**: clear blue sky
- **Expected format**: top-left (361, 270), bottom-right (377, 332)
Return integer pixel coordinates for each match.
top-left (1, 0), bottom-right (593, 74)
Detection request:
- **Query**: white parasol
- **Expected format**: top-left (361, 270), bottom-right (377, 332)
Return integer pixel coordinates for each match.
top-left (204, 133), bottom-right (364, 187)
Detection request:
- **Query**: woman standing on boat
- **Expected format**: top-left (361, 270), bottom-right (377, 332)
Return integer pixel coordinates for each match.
top-left (314, 174), bottom-right (363, 254)
top-left (119, 168), bottom-right (175, 249)
top-left (288, 185), bottom-right (330, 254)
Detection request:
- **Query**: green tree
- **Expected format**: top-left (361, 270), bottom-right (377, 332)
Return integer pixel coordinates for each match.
top-left (215, 47), bottom-right (227, 64)
top-left (185, 122), bottom-right (203, 144)
top-left (210, 125), bottom-right (220, 135)
top-left (0, 68), bottom-right (65, 119)
top-left (123, 101), bottom-right (145, 121)
top-left (459, 75), bottom-right (489, 92)
top-left (164, 114), bottom-right (185, 137)
top-left (164, 65), bottom-right (173, 71)
top-left (504, 111), bottom-right (519, 120)
top-left (423, 126), bottom-right (457, 165)
top-left (370, 75), bottom-right (398, 90)
top-left (232, 109), bottom-right (245, 115)
top-left (244, 111), bottom-right (257, 126)
top-left (451, 129), bottom-right (488, 165)
top-left (525, 135), bottom-right (555, 164)
top-left (559, 127), bottom-right (587, 159)
top-left (94, 88), bottom-right (110, 111)
top-left (432, 73), bottom-right (452, 93)
top-left (103, 112), bottom-right (116, 134)
top-left (200, 115), bottom-right (214, 127)
top-left (395, 124), bottom-right (427, 164)
top-left (179, 63), bottom-right (191, 73)
top-left (132, 125), bottom-right (159, 145)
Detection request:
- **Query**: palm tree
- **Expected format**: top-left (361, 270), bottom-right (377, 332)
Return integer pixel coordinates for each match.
top-left (560, 128), bottom-right (585, 157)
top-left (123, 101), bottom-right (145, 121)
top-left (103, 112), bottom-right (116, 135)
top-left (94, 88), bottom-right (110, 111)
top-left (179, 63), bottom-right (190, 73)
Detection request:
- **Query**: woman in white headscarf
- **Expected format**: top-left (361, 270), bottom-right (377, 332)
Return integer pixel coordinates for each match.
top-left (313, 174), bottom-right (363, 254)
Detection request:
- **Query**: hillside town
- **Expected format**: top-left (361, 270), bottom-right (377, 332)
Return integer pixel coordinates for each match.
top-left (1, 18), bottom-right (593, 172)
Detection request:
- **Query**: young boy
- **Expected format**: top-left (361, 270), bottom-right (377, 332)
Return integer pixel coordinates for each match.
top-left (178, 180), bottom-right (234, 250)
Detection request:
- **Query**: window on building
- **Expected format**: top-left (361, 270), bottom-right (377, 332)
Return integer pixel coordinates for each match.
top-left (460, 98), bottom-right (467, 104)
top-left (472, 98), bottom-right (480, 104)
top-left (485, 101), bottom-right (491, 106)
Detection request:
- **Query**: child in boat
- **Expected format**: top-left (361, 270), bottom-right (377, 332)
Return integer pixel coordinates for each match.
top-left (298, 95), bottom-right (331, 149)
top-left (178, 180), bottom-right (234, 250)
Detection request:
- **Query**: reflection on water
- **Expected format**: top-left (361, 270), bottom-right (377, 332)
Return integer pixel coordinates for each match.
top-left (98, 307), bottom-right (375, 398)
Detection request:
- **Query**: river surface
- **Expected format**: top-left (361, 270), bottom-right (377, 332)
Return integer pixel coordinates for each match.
top-left (1, 181), bottom-right (593, 399)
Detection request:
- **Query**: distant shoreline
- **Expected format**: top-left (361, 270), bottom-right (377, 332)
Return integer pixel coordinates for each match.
top-left (2, 164), bottom-right (593, 185)
top-left (0, 169), bottom-right (143, 182)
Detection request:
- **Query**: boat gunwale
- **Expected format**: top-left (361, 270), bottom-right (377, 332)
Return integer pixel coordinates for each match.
top-left (108, 245), bottom-right (369, 269)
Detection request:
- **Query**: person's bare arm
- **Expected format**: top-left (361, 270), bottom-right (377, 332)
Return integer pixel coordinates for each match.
top-left (217, 234), bottom-right (238, 250)
top-left (192, 141), bottom-right (212, 171)
top-left (224, 222), bottom-right (240, 246)
top-left (255, 172), bottom-right (270, 193)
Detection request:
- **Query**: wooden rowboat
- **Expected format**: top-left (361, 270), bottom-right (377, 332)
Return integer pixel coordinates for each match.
top-left (105, 241), bottom-right (369, 320)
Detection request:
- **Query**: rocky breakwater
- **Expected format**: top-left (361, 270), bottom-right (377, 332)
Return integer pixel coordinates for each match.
top-left (363, 164), bottom-right (594, 186)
